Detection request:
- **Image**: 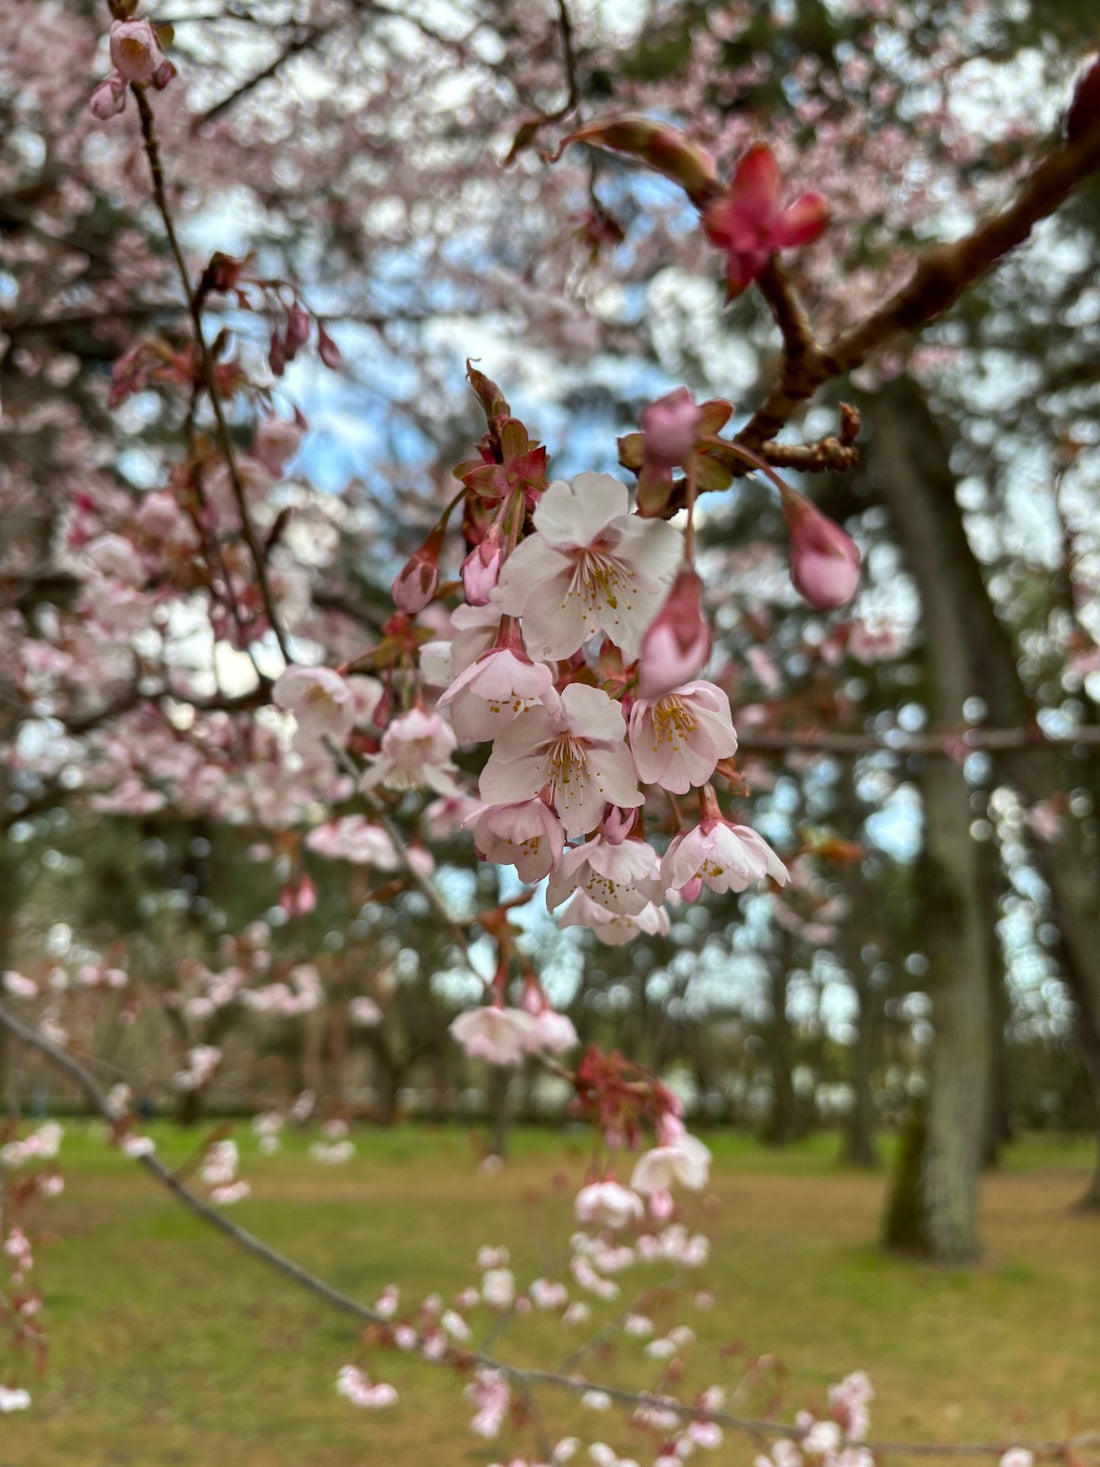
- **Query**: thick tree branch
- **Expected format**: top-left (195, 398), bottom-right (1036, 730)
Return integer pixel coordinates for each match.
top-left (738, 115), bottom-right (1100, 452)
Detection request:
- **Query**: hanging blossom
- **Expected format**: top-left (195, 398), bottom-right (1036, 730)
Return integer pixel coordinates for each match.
top-left (494, 473), bottom-right (681, 660)
top-left (480, 683), bottom-right (641, 839)
top-left (360, 707), bottom-right (459, 795)
top-left (663, 785), bottom-right (789, 897)
top-left (628, 680), bottom-right (738, 794)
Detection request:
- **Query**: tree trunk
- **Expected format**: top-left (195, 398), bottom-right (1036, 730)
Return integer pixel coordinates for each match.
top-left (873, 376), bottom-right (1100, 1213)
top-left (869, 384), bottom-right (992, 1261)
top-left (761, 957), bottom-right (796, 1147)
top-left (488, 1065), bottom-right (512, 1160)
top-left (842, 968), bottom-right (879, 1168)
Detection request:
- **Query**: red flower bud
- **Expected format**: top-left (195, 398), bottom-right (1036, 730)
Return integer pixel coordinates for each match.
top-left (392, 526), bottom-right (445, 614)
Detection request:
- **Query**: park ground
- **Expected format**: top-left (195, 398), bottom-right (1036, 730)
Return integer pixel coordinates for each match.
top-left (0, 1127), bottom-right (1097, 1466)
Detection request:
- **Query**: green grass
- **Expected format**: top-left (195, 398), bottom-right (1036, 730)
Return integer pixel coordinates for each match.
top-left (1, 1126), bottom-right (1097, 1466)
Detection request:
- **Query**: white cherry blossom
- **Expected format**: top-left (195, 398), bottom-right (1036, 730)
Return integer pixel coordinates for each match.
top-left (450, 1006), bottom-right (537, 1066)
top-left (574, 1180), bottom-right (644, 1230)
top-left (546, 835), bottom-right (664, 917)
top-left (494, 473), bottom-right (681, 660)
top-left (480, 683), bottom-right (641, 838)
top-left (360, 707), bottom-right (458, 795)
top-left (630, 1134), bottom-right (712, 1194)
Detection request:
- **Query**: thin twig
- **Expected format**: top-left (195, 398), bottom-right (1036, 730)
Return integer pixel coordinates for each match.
top-left (133, 88), bottom-right (291, 663)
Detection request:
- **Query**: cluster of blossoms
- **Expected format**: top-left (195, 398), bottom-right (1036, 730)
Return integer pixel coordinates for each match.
top-left (201, 1139), bottom-right (250, 1206)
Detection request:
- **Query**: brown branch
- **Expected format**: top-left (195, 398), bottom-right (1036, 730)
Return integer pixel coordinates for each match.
top-left (0, 1003), bottom-right (1097, 1462)
top-left (737, 115), bottom-right (1100, 453)
top-left (133, 89), bottom-right (291, 664)
top-left (191, 22), bottom-right (326, 131)
top-left (736, 723), bottom-right (1100, 757)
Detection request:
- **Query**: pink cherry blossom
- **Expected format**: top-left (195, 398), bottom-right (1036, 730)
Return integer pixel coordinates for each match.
top-left (702, 142), bottom-right (829, 299)
top-left (467, 1369), bottom-right (511, 1438)
top-left (272, 666), bottom-right (356, 753)
top-left (557, 892), bottom-right (671, 946)
top-left (630, 1134), bottom-right (712, 1194)
top-left (89, 73), bottom-right (127, 120)
top-left (546, 835), bottom-right (663, 917)
top-left (464, 798), bottom-right (566, 883)
top-left (527, 1007), bottom-right (579, 1054)
top-left (438, 643), bottom-right (556, 742)
top-left (450, 1006), bottom-right (537, 1066)
top-left (336, 1365), bottom-right (398, 1409)
top-left (252, 416), bottom-right (303, 476)
top-left (494, 473), bottom-right (681, 660)
top-left (574, 1180), bottom-right (644, 1231)
top-left (779, 485), bottom-right (861, 609)
top-left (360, 707), bottom-right (458, 794)
top-left (629, 680), bottom-right (738, 794)
top-left (479, 683), bottom-right (641, 838)
top-left (640, 387), bottom-right (703, 467)
top-left (662, 806), bottom-right (788, 897)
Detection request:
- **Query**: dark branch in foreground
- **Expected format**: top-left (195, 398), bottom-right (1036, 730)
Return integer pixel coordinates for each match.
top-left (1, 1005), bottom-right (1096, 1461)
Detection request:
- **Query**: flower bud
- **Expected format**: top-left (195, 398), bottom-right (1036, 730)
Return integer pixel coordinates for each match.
top-left (636, 566), bottom-right (711, 699)
top-left (392, 526), bottom-right (444, 614)
top-left (461, 537), bottom-right (503, 606)
top-left (779, 487), bottom-right (861, 609)
top-left (109, 19), bottom-right (165, 86)
top-left (559, 116), bottom-right (718, 208)
top-left (90, 74), bottom-right (127, 120)
top-left (641, 388), bottom-right (703, 468)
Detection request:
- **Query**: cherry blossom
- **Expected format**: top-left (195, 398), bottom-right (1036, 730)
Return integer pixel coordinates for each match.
top-left (574, 1180), bottom-right (644, 1230)
top-left (480, 683), bottom-right (641, 839)
top-left (636, 566), bottom-right (712, 699)
top-left (779, 486), bottom-right (862, 609)
top-left (336, 1365), bottom-right (398, 1409)
top-left (449, 1006), bottom-right (537, 1067)
top-left (546, 835), bottom-right (663, 917)
top-left (272, 666), bottom-right (356, 754)
top-left (628, 680), bottom-right (738, 793)
top-left (494, 474), bottom-right (681, 660)
top-left (438, 640), bottom-right (556, 743)
top-left (108, 19), bottom-right (168, 87)
top-left (630, 1134), bottom-right (712, 1194)
top-left (360, 707), bottom-right (458, 795)
top-left (702, 142), bottom-right (829, 299)
top-left (464, 798), bottom-right (566, 883)
top-left (662, 789), bottom-right (789, 896)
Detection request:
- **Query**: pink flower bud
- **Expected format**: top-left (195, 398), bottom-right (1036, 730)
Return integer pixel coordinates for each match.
top-left (779, 487), bottom-right (861, 609)
top-left (90, 74), bottom-right (128, 120)
top-left (641, 388), bottom-right (703, 468)
top-left (109, 19), bottom-right (166, 86)
top-left (636, 566), bottom-right (711, 699)
top-left (392, 528), bottom-right (444, 614)
top-left (462, 527), bottom-right (503, 606)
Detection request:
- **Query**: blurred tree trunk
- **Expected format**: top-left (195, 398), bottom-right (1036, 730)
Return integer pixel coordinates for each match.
top-left (488, 1065), bottom-right (512, 1159)
top-left (761, 942), bottom-right (797, 1147)
top-left (842, 965), bottom-right (879, 1168)
top-left (870, 383), bottom-right (992, 1261)
top-left (875, 376), bottom-right (1100, 1211)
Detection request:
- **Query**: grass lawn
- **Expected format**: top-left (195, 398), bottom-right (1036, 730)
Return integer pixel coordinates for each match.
top-left (1, 1125), bottom-right (1096, 1466)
